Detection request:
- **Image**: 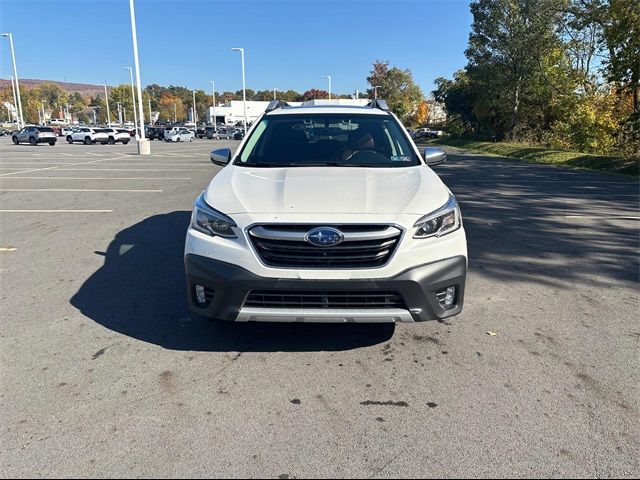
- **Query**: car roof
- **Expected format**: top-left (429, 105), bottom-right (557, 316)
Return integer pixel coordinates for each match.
top-left (266, 105), bottom-right (390, 116)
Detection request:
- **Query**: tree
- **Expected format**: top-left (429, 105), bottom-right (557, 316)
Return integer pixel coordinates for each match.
top-left (158, 93), bottom-right (184, 121)
top-left (366, 60), bottom-right (424, 122)
top-left (414, 100), bottom-right (429, 126)
top-left (302, 89), bottom-right (329, 101)
top-left (465, 0), bottom-right (566, 139)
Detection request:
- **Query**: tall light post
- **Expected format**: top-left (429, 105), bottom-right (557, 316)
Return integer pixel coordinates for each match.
top-left (124, 67), bottom-right (138, 137)
top-left (103, 83), bottom-right (111, 126)
top-left (2, 33), bottom-right (24, 127)
top-left (128, 0), bottom-right (149, 154)
top-left (323, 75), bottom-right (332, 100)
top-left (192, 88), bottom-right (197, 124)
top-left (173, 103), bottom-right (177, 123)
top-left (148, 98), bottom-right (152, 125)
top-left (373, 85), bottom-right (381, 99)
top-left (208, 80), bottom-right (217, 131)
top-left (273, 88), bottom-right (278, 100)
top-left (7, 76), bottom-right (18, 123)
top-left (231, 47), bottom-right (248, 132)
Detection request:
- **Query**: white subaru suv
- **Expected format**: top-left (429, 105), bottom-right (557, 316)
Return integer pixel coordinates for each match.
top-left (184, 100), bottom-right (467, 323)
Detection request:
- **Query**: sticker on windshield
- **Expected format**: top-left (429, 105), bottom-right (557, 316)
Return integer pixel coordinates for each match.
top-left (390, 155), bottom-right (412, 162)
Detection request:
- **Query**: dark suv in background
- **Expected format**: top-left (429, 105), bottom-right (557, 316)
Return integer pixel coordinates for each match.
top-left (146, 127), bottom-right (165, 141)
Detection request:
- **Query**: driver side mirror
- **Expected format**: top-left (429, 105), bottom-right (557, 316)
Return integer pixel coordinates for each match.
top-left (210, 148), bottom-right (232, 166)
top-left (422, 147), bottom-right (447, 166)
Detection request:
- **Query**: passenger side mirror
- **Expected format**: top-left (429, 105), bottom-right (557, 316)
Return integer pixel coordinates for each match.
top-left (211, 148), bottom-right (232, 166)
top-left (422, 147), bottom-right (447, 166)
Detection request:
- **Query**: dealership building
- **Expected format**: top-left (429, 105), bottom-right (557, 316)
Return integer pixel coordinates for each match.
top-left (207, 98), bottom-right (370, 125)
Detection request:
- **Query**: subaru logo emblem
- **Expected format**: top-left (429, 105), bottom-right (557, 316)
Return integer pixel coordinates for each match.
top-left (305, 227), bottom-right (344, 247)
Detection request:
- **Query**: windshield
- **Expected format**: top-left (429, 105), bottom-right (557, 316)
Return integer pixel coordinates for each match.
top-left (235, 113), bottom-right (420, 168)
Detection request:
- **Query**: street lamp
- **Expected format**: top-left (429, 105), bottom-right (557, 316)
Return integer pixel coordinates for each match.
top-left (124, 67), bottom-right (138, 137)
top-left (273, 88), bottom-right (278, 100)
top-left (103, 83), bottom-right (111, 126)
top-left (2, 33), bottom-right (24, 127)
top-left (231, 47), bottom-right (248, 132)
top-left (208, 80), bottom-right (217, 131)
top-left (5, 75), bottom-right (18, 123)
top-left (192, 88), bottom-right (197, 124)
top-left (128, 0), bottom-right (149, 154)
top-left (373, 85), bottom-right (381, 99)
top-left (323, 75), bottom-right (332, 100)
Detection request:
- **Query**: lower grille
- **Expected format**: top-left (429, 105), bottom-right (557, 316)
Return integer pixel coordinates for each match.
top-left (244, 290), bottom-right (406, 309)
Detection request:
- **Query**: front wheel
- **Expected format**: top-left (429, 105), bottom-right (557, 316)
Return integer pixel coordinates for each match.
top-left (84, 137), bottom-right (92, 145)
top-left (67, 136), bottom-right (73, 144)
top-left (29, 137), bottom-right (37, 146)
top-left (122, 140), bottom-right (129, 145)
top-left (48, 141), bottom-right (55, 146)
top-left (189, 136), bottom-right (194, 142)
top-left (12, 136), bottom-right (18, 145)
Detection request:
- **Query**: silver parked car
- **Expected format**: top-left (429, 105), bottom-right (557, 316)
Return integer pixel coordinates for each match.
top-left (11, 126), bottom-right (57, 146)
top-left (165, 128), bottom-right (195, 142)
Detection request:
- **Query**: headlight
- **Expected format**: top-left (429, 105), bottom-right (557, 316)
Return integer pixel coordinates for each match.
top-left (413, 194), bottom-right (461, 238)
top-left (191, 193), bottom-right (237, 238)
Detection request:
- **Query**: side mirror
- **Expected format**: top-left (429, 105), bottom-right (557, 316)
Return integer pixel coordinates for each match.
top-left (210, 148), bottom-right (232, 166)
top-left (422, 147), bottom-right (447, 166)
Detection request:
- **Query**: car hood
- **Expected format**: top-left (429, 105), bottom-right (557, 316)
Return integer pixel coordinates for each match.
top-left (204, 165), bottom-right (450, 216)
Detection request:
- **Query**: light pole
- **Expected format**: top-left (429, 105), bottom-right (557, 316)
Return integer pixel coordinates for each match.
top-left (355, 89), bottom-right (359, 99)
top-left (231, 47), bottom-right (248, 132)
top-left (128, 0), bottom-right (149, 154)
top-left (124, 67), bottom-right (138, 137)
top-left (103, 83), bottom-right (111, 126)
top-left (173, 103), bottom-right (177, 123)
top-left (2, 33), bottom-right (24, 127)
top-left (7, 76), bottom-right (18, 123)
top-left (273, 88), bottom-right (278, 100)
top-left (192, 89), bottom-right (197, 124)
top-left (373, 85), bottom-right (381, 99)
top-left (148, 98), bottom-right (152, 125)
top-left (323, 75), bottom-right (332, 100)
top-left (117, 102), bottom-right (122, 124)
top-left (208, 80), bottom-right (217, 131)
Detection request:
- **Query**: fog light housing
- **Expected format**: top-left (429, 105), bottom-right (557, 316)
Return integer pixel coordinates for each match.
top-left (436, 286), bottom-right (457, 309)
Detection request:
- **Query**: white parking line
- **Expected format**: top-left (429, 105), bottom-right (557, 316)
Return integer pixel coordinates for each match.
top-left (45, 168), bottom-right (211, 172)
top-left (1, 177), bottom-right (192, 180)
top-left (0, 155), bottom-right (129, 177)
top-left (0, 188), bottom-right (163, 192)
top-left (0, 209), bottom-right (114, 213)
top-left (563, 215), bottom-right (639, 220)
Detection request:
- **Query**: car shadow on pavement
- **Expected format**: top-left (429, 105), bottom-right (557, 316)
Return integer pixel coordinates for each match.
top-left (70, 211), bottom-right (395, 352)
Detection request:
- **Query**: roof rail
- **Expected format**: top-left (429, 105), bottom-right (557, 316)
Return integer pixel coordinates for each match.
top-left (367, 99), bottom-right (390, 111)
top-left (265, 100), bottom-right (290, 112)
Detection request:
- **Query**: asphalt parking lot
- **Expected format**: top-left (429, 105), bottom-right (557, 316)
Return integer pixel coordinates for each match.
top-left (0, 137), bottom-right (638, 478)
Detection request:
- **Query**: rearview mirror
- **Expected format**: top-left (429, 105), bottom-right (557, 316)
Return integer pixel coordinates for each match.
top-left (210, 148), bottom-right (232, 166)
top-left (422, 147), bottom-right (447, 166)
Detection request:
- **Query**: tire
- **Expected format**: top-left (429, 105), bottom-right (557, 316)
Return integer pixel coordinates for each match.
top-left (12, 136), bottom-right (18, 145)
top-left (122, 140), bottom-right (129, 145)
top-left (29, 137), bottom-right (37, 146)
top-left (100, 141), bottom-right (107, 145)
top-left (189, 136), bottom-right (194, 142)
top-left (67, 136), bottom-right (73, 144)
top-left (108, 137), bottom-right (115, 145)
top-left (48, 141), bottom-right (55, 146)
top-left (84, 137), bottom-right (92, 145)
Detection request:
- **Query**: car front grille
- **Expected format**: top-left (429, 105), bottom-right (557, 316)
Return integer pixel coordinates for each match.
top-left (248, 224), bottom-right (402, 269)
top-left (244, 290), bottom-right (405, 309)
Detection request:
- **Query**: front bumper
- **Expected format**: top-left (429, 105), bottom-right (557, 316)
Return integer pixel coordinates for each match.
top-left (185, 254), bottom-right (466, 323)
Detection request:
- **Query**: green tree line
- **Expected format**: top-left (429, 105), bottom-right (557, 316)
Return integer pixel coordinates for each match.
top-left (433, 0), bottom-right (639, 158)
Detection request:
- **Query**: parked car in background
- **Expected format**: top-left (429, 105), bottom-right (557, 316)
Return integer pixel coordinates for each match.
top-left (233, 129), bottom-right (245, 140)
top-left (66, 127), bottom-right (109, 145)
top-left (61, 126), bottom-right (77, 137)
top-left (11, 126), bottom-right (57, 146)
top-left (146, 127), bottom-right (165, 141)
top-left (104, 128), bottom-right (131, 144)
top-left (212, 128), bottom-right (233, 140)
top-left (196, 125), bottom-right (209, 139)
top-left (165, 128), bottom-right (195, 142)
top-left (415, 128), bottom-right (444, 140)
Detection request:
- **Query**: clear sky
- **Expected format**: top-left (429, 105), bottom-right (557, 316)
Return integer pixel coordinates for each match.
top-left (0, 0), bottom-right (472, 97)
